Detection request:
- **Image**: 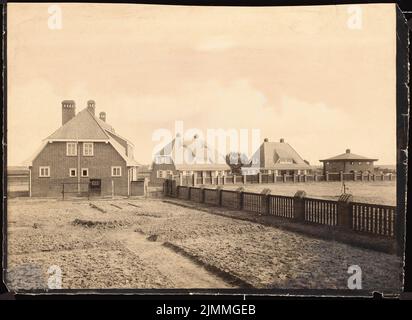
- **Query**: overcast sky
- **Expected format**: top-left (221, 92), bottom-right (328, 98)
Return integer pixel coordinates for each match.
top-left (7, 3), bottom-right (396, 166)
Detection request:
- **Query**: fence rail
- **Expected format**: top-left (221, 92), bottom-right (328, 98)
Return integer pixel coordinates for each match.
top-left (352, 202), bottom-right (396, 237)
top-left (243, 192), bottom-right (263, 213)
top-left (304, 198), bottom-right (338, 226)
top-left (171, 171), bottom-right (395, 187)
top-left (163, 180), bottom-right (397, 244)
top-left (269, 195), bottom-right (294, 218)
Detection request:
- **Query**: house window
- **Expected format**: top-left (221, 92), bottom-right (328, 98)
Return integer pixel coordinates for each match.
top-left (112, 166), bottom-right (122, 177)
top-left (66, 142), bottom-right (77, 156)
top-left (69, 168), bottom-right (77, 177)
top-left (157, 170), bottom-right (164, 178)
top-left (81, 168), bottom-right (89, 177)
top-left (350, 162), bottom-right (354, 165)
top-left (39, 166), bottom-right (50, 177)
top-left (83, 143), bottom-right (94, 156)
top-left (155, 156), bottom-right (171, 164)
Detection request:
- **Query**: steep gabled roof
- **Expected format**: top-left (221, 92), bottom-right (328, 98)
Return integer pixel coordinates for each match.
top-left (47, 109), bottom-right (109, 141)
top-left (320, 151), bottom-right (378, 162)
top-left (155, 136), bottom-right (230, 171)
top-left (28, 108), bottom-right (139, 167)
top-left (250, 140), bottom-right (312, 170)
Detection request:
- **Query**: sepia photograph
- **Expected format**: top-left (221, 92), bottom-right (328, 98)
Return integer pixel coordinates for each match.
top-left (3, 2), bottom-right (409, 297)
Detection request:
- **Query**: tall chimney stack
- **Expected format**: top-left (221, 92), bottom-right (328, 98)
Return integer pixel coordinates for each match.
top-left (280, 138), bottom-right (285, 143)
top-left (87, 100), bottom-right (96, 116)
top-left (62, 100), bottom-right (76, 125)
top-left (99, 111), bottom-right (106, 122)
top-left (346, 149), bottom-right (351, 154)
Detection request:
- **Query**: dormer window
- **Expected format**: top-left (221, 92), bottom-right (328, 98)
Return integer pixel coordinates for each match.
top-left (278, 159), bottom-right (294, 164)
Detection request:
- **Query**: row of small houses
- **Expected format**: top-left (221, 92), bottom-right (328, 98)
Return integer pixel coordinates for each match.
top-left (7, 100), bottom-right (393, 198)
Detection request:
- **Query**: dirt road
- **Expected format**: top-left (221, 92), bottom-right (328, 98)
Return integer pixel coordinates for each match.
top-left (109, 228), bottom-right (231, 288)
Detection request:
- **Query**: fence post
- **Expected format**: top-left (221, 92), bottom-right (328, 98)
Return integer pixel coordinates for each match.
top-left (337, 194), bottom-right (353, 230)
top-left (293, 190), bottom-right (306, 222)
top-left (283, 174), bottom-right (287, 183)
top-left (188, 186), bottom-right (192, 200)
top-left (216, 187), bottom-right (222, 206)
top-left (372, 174), bottom-right (376, 181)
top-left (260, 189), bottom-right (271, 215)
top-left (273, 173), bottom-right (276, 183)
top-left (200, 187), bottom-right (205, 203)
top-left (193, 172), bottom-right (197, 187)
top-left (236, 187), bottom-right (244, 210)
top-left (223, 175), bottom-right (227, 185)
top-left (304, 174), bottom-right (307, 183)
top-left (243, 174), bottom-right (246, 184)
top-left (339, 171), bottom-right (343, 182)
top-left (314, 173), bottom-right (317, 182)
top-left (163, 180), bottom-right (167, 196)
top-left (179, 173), bottom-right (183, 186)
top-left (233, 174), bottom-right (236, 184)
top-left (258, 172), bottom-right (262, 184)
top-left (293, 174), bottom-right (297, 183)
top-left (325, 171), bottom-right (329, 182)
top-left (353, 170), bottom-right (357, 181)
top-left (62, 183), bottom-right (65, 200)
top-left (202, 174), bottom-right (206, 185)
top-left (389, 173), bottom-right (393, 181)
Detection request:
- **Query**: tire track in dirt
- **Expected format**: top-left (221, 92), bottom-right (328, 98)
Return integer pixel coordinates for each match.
top-left (109, 228), bottom-right (234, 289)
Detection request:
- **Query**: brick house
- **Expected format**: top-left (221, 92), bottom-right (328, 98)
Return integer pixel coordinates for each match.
top-left (150, 134), bottom-right (231, 185)
top-left (28, 100), bottom-right (140, 197)
top-left (245, 138), bottom-right (312, 175)
top-left (320, 149), bottom-right (378, 174)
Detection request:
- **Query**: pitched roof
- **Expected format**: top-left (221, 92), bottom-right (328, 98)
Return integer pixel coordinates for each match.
top-left (28, 108), bottom-right (139, 167)
top-left (109, 138), bottom-right (140, 167)
top-left (156, 136), bottom-right (230, 171)
top-left (47, 109), bottom-right (109, 140)
top-left (250, 140), bottom-right (312, 170)
top-left (320, 151), bottom-right (378, 162)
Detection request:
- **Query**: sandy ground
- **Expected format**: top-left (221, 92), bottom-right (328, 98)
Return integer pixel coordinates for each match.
top-left (206, 181), bottom-right (396, 205)
top-left (6, 197), bottom-right (402, 292)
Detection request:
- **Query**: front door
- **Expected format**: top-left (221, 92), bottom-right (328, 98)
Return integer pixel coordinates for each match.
top-left (89, 179), bottom-right (101, 196)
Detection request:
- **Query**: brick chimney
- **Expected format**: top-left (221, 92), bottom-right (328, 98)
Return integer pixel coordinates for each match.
top-left (87, 100), bottom-right (96, 116)
top-left (264, 138), bottom-right (269, 142)
top-left (280, 138), bottom-right (285, 143)
top-left (346, 149), bottom-right (351, 154)
top-left (99, 111), bottom-right (106, 122)
top-left (62, 100), bottom-right (76, 125)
